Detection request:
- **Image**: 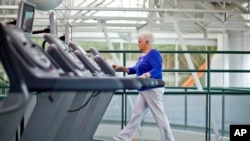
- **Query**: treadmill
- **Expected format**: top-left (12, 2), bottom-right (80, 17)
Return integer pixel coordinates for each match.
top-left (0, 23), bottom-right (123, 141)
top-left (43, 34), bottom-right (143, 141)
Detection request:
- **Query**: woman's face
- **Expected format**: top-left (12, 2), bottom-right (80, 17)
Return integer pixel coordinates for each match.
top-left (137, 38), bottom-right (147, 53)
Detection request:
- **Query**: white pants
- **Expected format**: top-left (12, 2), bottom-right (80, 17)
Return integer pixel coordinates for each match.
top-left (115, 87), bottom-right (175, 141)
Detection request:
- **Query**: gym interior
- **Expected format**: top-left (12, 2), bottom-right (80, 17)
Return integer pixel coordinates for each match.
top-left (0, 0), bottom-right (250, 141)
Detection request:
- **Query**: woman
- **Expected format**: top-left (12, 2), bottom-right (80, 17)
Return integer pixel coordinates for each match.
top-left (112, 31), bottom-right (175, 141)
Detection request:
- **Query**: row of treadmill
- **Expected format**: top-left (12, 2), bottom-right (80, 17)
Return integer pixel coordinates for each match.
top-left (0, 23), bottom-right (165, 141)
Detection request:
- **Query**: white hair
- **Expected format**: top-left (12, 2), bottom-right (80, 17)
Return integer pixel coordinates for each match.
top-left (137, 31), bottom-right (155, 46)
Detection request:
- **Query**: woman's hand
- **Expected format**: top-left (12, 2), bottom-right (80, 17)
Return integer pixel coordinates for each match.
top-left (112, 64), bottom-right (129, 73)
top-left (139, 72), bottom-right (151, 78)
top-left (112, 64), bottom-right (121, 71)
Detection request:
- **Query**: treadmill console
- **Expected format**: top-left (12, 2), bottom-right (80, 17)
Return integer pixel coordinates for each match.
top-left (0, 24), bottom-right (62, 76)
top-left (1, 24), bottom-right (54, 72)
top-left (44, 34), bottom-right (84, 71)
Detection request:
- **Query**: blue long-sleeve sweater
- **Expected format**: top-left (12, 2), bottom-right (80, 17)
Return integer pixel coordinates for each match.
top-left (128, 49), bottom-right (163, 90)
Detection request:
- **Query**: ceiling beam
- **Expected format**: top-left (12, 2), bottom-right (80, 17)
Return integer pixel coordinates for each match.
top-left (0, 5), bottom-right (244, 14)
top-left (1, 14), bottom-right (249, 23)
top-left (53, 7), bottom-right (243, 14)
top-left (232, 2), bottom-right (250, 13)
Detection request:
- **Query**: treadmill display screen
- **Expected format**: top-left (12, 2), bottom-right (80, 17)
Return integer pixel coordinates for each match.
top-left (21, 4), bottom-right (35, 33)
top-left (16, 1), bottom-right (36, 35)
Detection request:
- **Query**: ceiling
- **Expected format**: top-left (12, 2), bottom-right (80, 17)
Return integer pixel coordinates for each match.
top-left (1, 0), bottom-right (250, 40)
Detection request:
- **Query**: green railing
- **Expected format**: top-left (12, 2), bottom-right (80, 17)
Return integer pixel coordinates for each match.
top-left (96, 49), bottom-right (250, 141)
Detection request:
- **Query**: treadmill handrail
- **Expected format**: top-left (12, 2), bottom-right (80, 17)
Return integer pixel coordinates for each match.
top-left (26, 76), bottom-right (124, 91)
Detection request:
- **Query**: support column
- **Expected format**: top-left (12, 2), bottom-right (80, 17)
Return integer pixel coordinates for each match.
top-left (210, 33), bottom-right (229, 87)
top-left (170, 15), bottom-right (203, 91)
top-left (228, 30), bottom-right (250, 87)
top-left (97, 20), bottom-right (118, 64)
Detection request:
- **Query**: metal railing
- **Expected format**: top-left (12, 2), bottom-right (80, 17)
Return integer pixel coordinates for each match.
top-left (96, 49), bottom-right (250, 141)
